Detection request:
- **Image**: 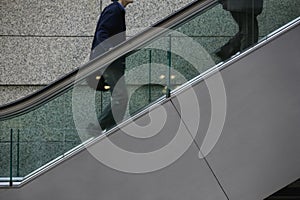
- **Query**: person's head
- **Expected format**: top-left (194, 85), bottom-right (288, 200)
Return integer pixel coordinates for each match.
top-left (112, 0), bottom-right (133, 8)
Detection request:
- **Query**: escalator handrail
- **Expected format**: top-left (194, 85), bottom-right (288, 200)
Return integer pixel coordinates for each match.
top-left (0, 0), bottom-right (218, 120)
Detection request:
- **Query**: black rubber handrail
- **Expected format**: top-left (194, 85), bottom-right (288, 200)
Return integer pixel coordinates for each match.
top-left (0, 0), bottom-right (218, 120)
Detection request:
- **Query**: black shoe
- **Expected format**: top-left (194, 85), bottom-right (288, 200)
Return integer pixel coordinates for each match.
top-left (215, 40), bottom-right (241, 61)
top-left (86, 123), bottom-right (103, 137)
top-left (215, 46), bottom-right (240, 61)
top-left (215, 48), bottom-right (230, 61)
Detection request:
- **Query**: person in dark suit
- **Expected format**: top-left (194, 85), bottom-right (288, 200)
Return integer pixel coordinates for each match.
top-left (216, 0), bottom-right (263, 60)
top-left (89, 0), bottom-right (134, 132)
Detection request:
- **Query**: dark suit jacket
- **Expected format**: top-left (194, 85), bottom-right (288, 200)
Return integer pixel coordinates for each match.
top-left (219, 0), bottom-right (263, 14)
top-left (87, 1), bottom-right (126, 91)
top-left (91, 1), bottom-right (126, 52)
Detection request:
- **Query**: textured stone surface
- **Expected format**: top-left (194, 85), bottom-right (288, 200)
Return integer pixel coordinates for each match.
top-left (174, 1), bottom-right (300, 37)
top-left (0, 0), bottom-right (196, 103)
top-left (1, 0), bottom-right (298, 86)
top-left (0, 37), bottom-right (91, 85)
top-left (0, 85), bottom-right (89, 177)
top-left (0, 85), bottom-right (43, 105)
top-left (0, 0), bottom-right (100, 36)
top-left (0, 0), bottom-right (195, 36)
top-left (260, 0), bottom-right (300, 35)
top-left (101, 0), bottom-right (194, 36)
top-left (126, 0), bottom-right (194, 35)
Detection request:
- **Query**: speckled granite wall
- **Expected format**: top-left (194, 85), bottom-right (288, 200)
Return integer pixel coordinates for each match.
top-left (2, 0), bottom-right (298, 104)
top-left (0, 86), bottom-right (42, 105)
top-left (103, 0), bottom-right (195, 34)
top-left (0, 37), bottom-right (91, 85)
top-left (0, 0), bottom-right (194, 105)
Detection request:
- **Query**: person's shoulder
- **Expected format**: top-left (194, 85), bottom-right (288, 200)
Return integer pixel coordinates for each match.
top-left (104, 2), bottom-right (120, 12)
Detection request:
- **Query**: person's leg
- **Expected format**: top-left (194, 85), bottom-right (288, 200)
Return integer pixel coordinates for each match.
top-left (98, 66), bottom-right (128, 130)
top-left (239, 12), bottom-right (259, 50)
top-left (229, 11), bottom-right (243, 47)
top-left (215, 11), bottom-right (242, 60)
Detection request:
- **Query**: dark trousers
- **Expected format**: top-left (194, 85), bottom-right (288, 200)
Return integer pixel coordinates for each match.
top-left (230, 11), bottom-right (259, 50)
top-left (98, 66), bottom-right (128, 130)
top-left (217, 11), bottom-right (260, 60)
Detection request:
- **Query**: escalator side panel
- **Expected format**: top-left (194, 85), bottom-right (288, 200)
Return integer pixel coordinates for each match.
top-left (0, 101), bottom-right (228, 200)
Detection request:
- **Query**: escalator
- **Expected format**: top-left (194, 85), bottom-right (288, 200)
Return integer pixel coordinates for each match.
top-left (0, 0), bottom-right (300, 199)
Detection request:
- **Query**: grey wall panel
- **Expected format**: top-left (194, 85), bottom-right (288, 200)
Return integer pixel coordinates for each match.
top-left (171, 82), bottom-right (212, 151)
top-left (0, 101), bottom-right (228, 200)
top-left (172, 24), bottom-right (300, 199)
